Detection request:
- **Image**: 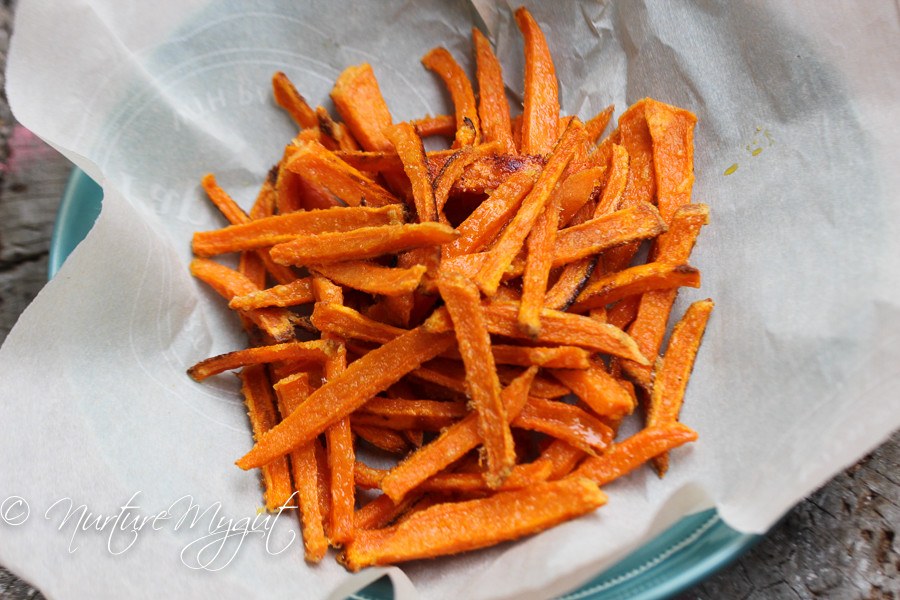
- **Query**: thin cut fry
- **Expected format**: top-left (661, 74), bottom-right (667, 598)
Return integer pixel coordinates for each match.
top-left (571, 262), bottom-right (701, 313)
top-left (473, 28), bottom-right (515, 153)
top-left (437, 272), bottom-right (513, 488)
top-left (310, 261), bottom-right (427, 297)
top-left (284, 139), bottom-right (402, 208)
top-left (571, 423), bottom-right (698, 485)
top-left (272, 71), bottom-right (318, 129)
top-left (645, 299), bottom-right (713, 475)
top-left (422, 47), bottom-right (480, 147)
top-left (238, 365), bottom-right (293, 511)
top-left (228, 277), bottom-right (316, 310)
top-left (192, 204), bottom-right (404, 256)
top-left (187, 340), bottom-right (337, 382)
top-left (513, 397), bottom-right (614, 455)
top-left (272, 372), bottom-right (328, 562)
top-left (269, 222), bottom-right (458, 266)
top-left (515, 7), bottom-right (559, 156)
top-left (340, 478), bottom-right (606, 570)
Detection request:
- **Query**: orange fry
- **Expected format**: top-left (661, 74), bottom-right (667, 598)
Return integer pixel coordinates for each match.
top-left (384, 122), bottom-right (436, 222)
top-left (272, 372), bottom-right (327, 562)
top-left (571, 422), bottom-right (698, 485)
top-left (422, 46), bottom-right (480, 147)
top-left (228, 277), bottom-right (316, 310)
top-left (515, 7), bottom-right (559, 156)
top-left (473, 28), bottom-right (515, 153)
top-left (187, 339), bottom-right (337, 382)
top-left (412, 114), bottom-right (456, 138)
top-left (201, 174), bottom-right (250, 225)
top-left (571, 262), bottom-right (701, 313)
top-left (340, 478), bottom-right (606, 571)
top-left (330, 64), bottom-right (394, 152)
top-left (551, 360), bottom-right (635, 420)
top-left (443, 167), bottom-right (539, 258)
top-left (517, 181), bottom-right (561, 338)
top-left (190, 258), bottom-right (295, 342)
top-left (238, 365), bottom-right (294, 512)
top-left (478, 302), bottom-right (649, 364)
top-left (552, 202), bottom-right (667, 268)
top-left (644, 99), bottom-right (697, 222)
top-left (352, 397), bottom-right (468, 431)
top-left (646, 299), bottom-right (713, 475)
top-left (418, 460), bottom-right (553, 494)
top-left (513, 397), bottom-right (615, 455)
top-left (380, 366), bottom-right (537, 503)
top-left (192, 204), bottom-right (404, 256)
top-left (310, 261), bottom-right (427, 297)
top-left (284, 139), bottom-right (401, 208)
top-left (621, 204), bottom-right (709, 387)
top-left (269, 222), bottom-right (458, 266)
top-left (272, 71), bottom-right (318, 129)
top-left (437, 272), bottom-right (513, 488)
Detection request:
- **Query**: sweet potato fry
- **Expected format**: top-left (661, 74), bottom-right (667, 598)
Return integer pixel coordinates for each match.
top-left (571, 422), bottom-right (698, 486)
top-left (515, 7), bottom-right (559, 156)
top-left (228, 277), bottom-right (316, 310)
top-left (330, 64), bottom-right (394, 152)
top-left (479, 301), bottom-right (649, 364)
top-left (571, 262), bottom-right (701, 313)
top-left (412, 114), bottom-right (456, 138)
top-left (443, 167), bottom-right (539, 258)
top-left (584, 105), bottom-right (615, 145)
top-left (539, 439), bottom-right (586, 480)
top-left (236, 323), bottom-right (456, 470)
top-left (422, 46), bottom-right (480, 147)
top-left (645, 299), bottom-right (713, 475)
top-left (517, 178), bottom-right (562, 338)
top-left (644, 99), bottom-right (697, 222)
top-left (311, 301), bottom-right (405, 344)
top-left (269, 222), bottom-right (458, 266)
top-left (309, 261), bottom-right (426, 297)
top-left (418, 460), bottom-right (553, 494)
top-left (272, 71), bottom-right (318, 129)
top-left (556, 166), bottom-right (606, 227)
top-left (515, 396), bottom-right (615, 453)
top-left (190, 258), bottom-right (296, 342)
top-left (238, 365), bottom-right (294, 512)
top-left (272, 372), bottom-right (328, 562)
top-left (284, 139), bottom-right (402, 208)
top-left (473, 28), bottom-right (515, 153)
top-left (340, 478), bottom-right (606, 571)
top-left (437, 272), bottom-right (513, 488)
top-left (187, 340), bottom-right (337, 382)
top-left (352, 397), bottom-right (467, 431)
top-left (551, 360), bottom-right (635, 420)
top-left (384, 122), bottom-right (436, 222)
top-left (551, 202), bottom-right (667, 268)
top-left (192, 204), bottom-right (404, 256)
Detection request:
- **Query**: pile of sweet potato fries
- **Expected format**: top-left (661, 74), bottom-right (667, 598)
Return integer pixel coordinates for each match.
top-left (187, 7), bottom-right (712, 570)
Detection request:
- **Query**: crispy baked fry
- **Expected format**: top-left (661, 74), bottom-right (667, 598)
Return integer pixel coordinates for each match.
top-left (422, 47), bottom-right (480, 147)
top-left (340, 478), bottom-right (606, 570)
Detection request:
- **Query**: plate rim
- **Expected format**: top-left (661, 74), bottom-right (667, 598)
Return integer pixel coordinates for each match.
top-left (49, 167), bottom-right (762, 599)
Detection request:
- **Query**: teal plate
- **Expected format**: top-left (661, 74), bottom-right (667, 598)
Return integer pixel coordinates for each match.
top-left (50, 168), bottom-right (761, 599)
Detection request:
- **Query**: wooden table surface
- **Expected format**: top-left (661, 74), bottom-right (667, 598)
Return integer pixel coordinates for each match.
top-left (0, 2), bottom-right (897, 598)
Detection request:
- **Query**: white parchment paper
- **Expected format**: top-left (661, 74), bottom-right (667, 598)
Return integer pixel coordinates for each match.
top-left (2, 1), bottom-right (899, 598)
